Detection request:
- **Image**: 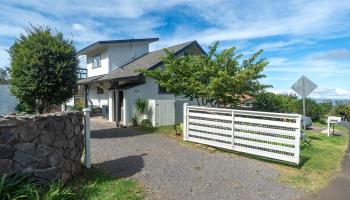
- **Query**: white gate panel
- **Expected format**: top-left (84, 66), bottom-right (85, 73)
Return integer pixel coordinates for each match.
top-left (183, 105), bottom-right (301, 164)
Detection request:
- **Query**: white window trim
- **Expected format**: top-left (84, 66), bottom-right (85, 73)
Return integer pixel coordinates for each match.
top-left (92, 54), bottom-right (101, 68)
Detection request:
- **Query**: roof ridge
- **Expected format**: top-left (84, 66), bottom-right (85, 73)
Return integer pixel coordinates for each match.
top-left (150, 40), bottom-right (196, 53)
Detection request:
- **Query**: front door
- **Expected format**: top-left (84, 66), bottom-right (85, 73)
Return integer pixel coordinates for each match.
top-left (117, 90), bottom-right (124, 126)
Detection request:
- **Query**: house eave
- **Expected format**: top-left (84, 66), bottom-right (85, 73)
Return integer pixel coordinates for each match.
top-left (76, 38), bottom-right (159, 56)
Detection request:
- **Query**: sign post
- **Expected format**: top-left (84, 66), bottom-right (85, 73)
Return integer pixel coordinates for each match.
top-left (291, 76), bottom-right (317, 130)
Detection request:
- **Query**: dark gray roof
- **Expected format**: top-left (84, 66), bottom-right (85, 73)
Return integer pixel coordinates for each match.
top-left (77, 40), bottom-right (205, 84)
top-left (77, 38), bottom-right (159, 55)
top-left (77, 74), bottom-right (105, 84)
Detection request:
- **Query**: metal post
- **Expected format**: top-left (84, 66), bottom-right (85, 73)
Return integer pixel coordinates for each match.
top-left (327, 116), bottom-right (330, 136)
top-left (83, 108), bottom-right (91, 168)
top-left (302, 77), bottom-right (306, 130)
top-left (302, 98), bottom-right (306, 130)
top-left (84, 84), bottom-right (89, 108)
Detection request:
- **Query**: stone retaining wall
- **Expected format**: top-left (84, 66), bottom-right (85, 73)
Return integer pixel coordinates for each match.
top-left (0, 112), bottom-right (84, 183)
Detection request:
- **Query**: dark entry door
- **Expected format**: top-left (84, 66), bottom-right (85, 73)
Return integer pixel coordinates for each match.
top-left (117, 91), bottom-right (124, 124)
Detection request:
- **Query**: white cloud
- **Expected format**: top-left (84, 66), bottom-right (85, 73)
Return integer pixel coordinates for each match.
top-left (0, 0), bottom-right (349, 94)
top-left (312, 49), bottom-right (350, 61)
top-left (266, 56), bottom-right (350, 77)
top-left (310, 88), bottom-right (350, 99)
top-left (153, 0), bottom-right (350, 46)
top-left (72, 23), bottom-right (85, 31)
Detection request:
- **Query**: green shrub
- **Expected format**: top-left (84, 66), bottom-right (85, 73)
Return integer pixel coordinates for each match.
top-left (131, 115), bottom-right (138, 127)
top-left (254, 92), bottom-right (298, 113)
top-left (255, 92), bottom-right (332, 122)
top-left (15, 101), bottom-right (33, 113)
top-left (73, 103), bottom-right (84, 111)
top-left (332, 104), bottom-right (350, 121)
top-left (135, 98), bottom-right (147, 114)
top-left (140, 119), bottom-right (152, 127)
top-left (0, 173), bottom-right (39, 200)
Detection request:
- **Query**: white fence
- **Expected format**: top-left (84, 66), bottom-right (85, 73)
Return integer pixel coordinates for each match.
top-left (183, 105), bottom-right (302, 164)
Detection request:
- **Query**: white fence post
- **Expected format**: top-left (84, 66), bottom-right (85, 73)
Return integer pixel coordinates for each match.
top-left (295, 115), bottom-right (301, 165)
top-left (327, 116), bottom-right (331, 136)
top-left (232, 110), bottom-right (235, 150)
top-left (83, 108), bottom-right (91, 169)
top-left (183, 103), bottom-right (188, 141)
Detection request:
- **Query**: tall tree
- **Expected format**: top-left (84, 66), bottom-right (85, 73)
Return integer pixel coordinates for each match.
top-left (9, 25), bottom-right (78, 113)
top-left (141, 42), bottom-right (270, 107)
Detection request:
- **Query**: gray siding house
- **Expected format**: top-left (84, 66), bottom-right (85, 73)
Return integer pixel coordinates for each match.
top-left (76, 38), bottom-right (205, 126)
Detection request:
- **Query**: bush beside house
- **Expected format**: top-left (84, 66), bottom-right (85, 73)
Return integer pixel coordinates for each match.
top-left (9, 26), bottom-right (78, 114)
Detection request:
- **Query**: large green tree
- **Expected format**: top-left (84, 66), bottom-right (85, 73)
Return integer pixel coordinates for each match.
top-left (141, 42), bottom-right (270, 107)
top-left (9, 26), bottom-right (78, 113)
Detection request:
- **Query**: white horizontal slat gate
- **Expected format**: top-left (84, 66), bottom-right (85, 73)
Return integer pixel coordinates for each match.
top-left (183, 104), bottom-right (301, 164)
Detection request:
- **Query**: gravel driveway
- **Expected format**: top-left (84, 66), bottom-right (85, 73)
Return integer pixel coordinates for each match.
top-left (90, 119), bottom-right (302, 200)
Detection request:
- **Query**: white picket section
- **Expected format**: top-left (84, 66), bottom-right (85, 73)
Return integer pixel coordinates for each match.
top-left (183, 105), bottom-right (301, 164)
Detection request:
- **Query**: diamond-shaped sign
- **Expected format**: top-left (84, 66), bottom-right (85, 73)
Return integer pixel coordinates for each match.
top-left (291, 76), bottom-right (317, 98)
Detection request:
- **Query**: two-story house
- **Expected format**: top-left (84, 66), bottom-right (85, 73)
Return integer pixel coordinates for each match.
top-left (76, 38), bottom-right (205, 126)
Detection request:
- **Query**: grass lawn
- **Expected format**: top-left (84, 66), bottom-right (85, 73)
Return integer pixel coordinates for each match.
top-left (277, 127), bottom-right (348, 192)
top-left (1, 168), bottom-right (144, 200)
top-left (136, 123), bottom-right (349, 192)
top-left (69, 169), bottom-right (144, 200)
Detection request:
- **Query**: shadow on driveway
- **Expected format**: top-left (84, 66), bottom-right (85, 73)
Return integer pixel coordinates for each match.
top-left (91, 127), bottom-right (151, 139)
top-left (94, 154), bottom-right (146, 178)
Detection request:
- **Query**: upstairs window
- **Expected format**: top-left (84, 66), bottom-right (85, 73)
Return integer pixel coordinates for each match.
top-left (92, 54), bottom-right (101, 68)
top-left (97, 86), bottom-right (104, 94)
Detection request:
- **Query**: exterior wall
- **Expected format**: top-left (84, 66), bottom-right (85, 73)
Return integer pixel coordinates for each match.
top-left (88, 83), bottom-right (109, 108)
top-left (86, 50), bottom-right (109, 77)
top-left (108, 43), bottom-right (148, 71)
top-left (85, 43), bottom-right (149, 77)
top-left (108, 91), bottom-right (114, 122)
top-left (0, 84), bottom-right (18, 115)
top-left (124, 77), bottom-right (189, 126)
top-left (122, 44), bottom-right (203, 126)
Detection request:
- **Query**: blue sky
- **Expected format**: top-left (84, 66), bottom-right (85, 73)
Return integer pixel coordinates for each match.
top-left (1, 0), bottom-right (350, 99)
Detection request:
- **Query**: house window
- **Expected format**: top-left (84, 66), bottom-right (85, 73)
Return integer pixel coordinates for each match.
top-left (158, 85), bottom-right (170, 94)
top-left (97, 86), bottom-right (104, 94)
top-left (92, 54), bottom-right (101, 68)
